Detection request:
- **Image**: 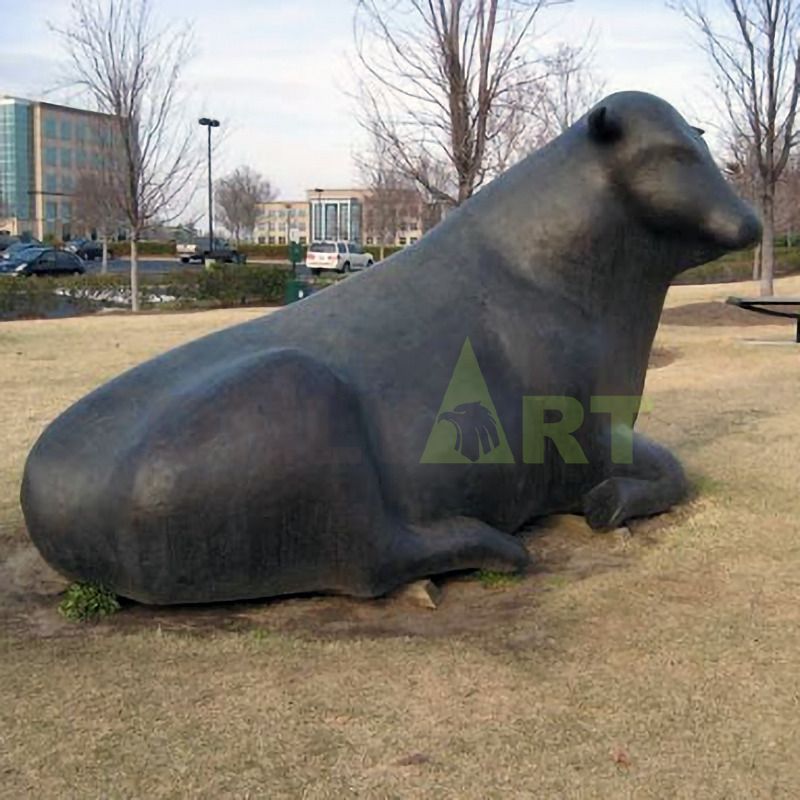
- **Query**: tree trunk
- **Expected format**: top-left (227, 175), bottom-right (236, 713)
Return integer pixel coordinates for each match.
top-left (752, 242), bottom-right (761, 281)
top-left (379, 244), bottom-right (385, 261)
top-left (760, 189), bottom-right (775, 297)
top-left (130, 237), bottom-right (140, 313)
top-left (101, 234), bottom-right (109, 275)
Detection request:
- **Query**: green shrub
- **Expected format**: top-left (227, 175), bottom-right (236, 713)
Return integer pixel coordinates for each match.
top-left (59, 582), bottom-right (121, 621)
top-left (0, 275), bottom-right (98, 318)
top-left (196, 263), bottom-right (287, 305)
top-left (238, 243), bottom-right (305, 260)
top-left (676, 245), bottom-right (800, 284)
top-left (363, 244), bottom-right (404, 261)
top-left (133, 240), bottom-right (176, 256)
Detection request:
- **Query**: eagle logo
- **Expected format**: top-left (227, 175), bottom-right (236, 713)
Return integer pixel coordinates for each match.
top-left (437, 401), bottom-right (500, 462)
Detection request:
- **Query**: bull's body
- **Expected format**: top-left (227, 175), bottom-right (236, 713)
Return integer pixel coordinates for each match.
top-left (22, 92), bottom-right (760, 604)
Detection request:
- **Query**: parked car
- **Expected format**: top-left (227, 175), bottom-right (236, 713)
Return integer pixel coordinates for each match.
top-left (306, 241), bottom-right (373, 276)
top-left (0, 233), bottom-right (18, 252)
top-left (177, 237), bottom-right (246, 264)
top-left (66, 238), bottom-right (112, 261)
top-left (0, 248), bottom-right (85, 277)
top-left (1, 239), bottom-right (43, 261)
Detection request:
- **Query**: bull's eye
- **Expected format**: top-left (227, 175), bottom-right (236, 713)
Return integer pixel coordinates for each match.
top-left (692, 126), bottom-right (706, 137)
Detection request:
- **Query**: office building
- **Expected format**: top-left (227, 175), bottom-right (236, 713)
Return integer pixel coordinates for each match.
top-left (0, 95), bottom-right (117, 241)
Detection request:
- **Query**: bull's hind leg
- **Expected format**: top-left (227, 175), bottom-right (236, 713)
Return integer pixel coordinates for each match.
top-left (372, 517), bottom-right (531, 593)
top-left (582, 433), bottom-right (688, 530)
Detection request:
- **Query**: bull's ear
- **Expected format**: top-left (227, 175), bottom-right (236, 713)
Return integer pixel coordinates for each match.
top-left (587, 105), bottom-right (623, 144)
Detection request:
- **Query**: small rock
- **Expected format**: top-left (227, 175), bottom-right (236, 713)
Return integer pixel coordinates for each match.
top-left (612, 526), bottom-right (633, 548)
top-left (397, 579), bottom-right (441, 609)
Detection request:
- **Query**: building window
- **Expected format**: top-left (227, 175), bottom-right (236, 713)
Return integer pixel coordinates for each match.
top-left (313, 202), bottom-right (323, 240)
top-left (257, 236), bottom-right (265, 244)
top-left (61, 175), bottom-right (75, 193)
top-left (268, 236), bottom-right (275, 244)
top-left (410, 237), bottom-right (418, 243)
top-left (278, 235), bottom-right (286, 244)
top-left (299, 236), bottom-right (307, 244)
top-left (62, 201), bottom-right (72, 221)
top-left (351, 201), bottom-right (362, 243)
top-left (45, 201), bottom-right (58, 221)
top-left (399, 237), bottom-right (407, 245)
top-left (60, 148), bottom-right (73, 168)
top-left (75, 121), bottom-right (87, 142)
top-left (366, 237), bottom-right (373, 245)
top-left (44, 173), bottom-right (57, 193)
top-left (76, 149), bottom-right (87, 168)
top-left (60, 120), bottom-right (73, 140)
top-left (325, 203), bottom-right (338, 240)
top-left (44, 118), bottom-right (57, 138)
top-left (44, 147), bottom-right (57, 167)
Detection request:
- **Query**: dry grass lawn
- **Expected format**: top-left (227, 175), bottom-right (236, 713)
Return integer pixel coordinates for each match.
top-left (1, 279), bottom-right (800, 798)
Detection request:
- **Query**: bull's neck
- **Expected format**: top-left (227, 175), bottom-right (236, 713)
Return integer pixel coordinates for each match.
top-left (454, 137), bottom-right (674, 395)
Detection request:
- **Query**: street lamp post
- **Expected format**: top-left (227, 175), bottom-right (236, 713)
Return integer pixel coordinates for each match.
top-left (198, 117), bottom-right (220, 257)
top-left (313, 187), bottom-right (323, 240)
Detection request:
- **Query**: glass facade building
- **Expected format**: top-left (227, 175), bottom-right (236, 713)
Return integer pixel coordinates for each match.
top-left (311, 196), bottom-right (363, 242)
top-left (0, 96), bottom-right (117, 239)
top-left (0, 98), bottom-right (32, 226)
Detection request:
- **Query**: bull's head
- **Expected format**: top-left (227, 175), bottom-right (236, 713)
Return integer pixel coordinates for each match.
top-left (586, 92), bottom-right (761, 263)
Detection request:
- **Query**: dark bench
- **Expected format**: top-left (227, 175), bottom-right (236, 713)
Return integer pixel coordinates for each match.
top-left (726, 296), bottom-right (800, 343)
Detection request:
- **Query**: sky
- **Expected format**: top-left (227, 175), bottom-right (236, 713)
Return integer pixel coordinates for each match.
top-left (0, 0), bottom-right (725, 211)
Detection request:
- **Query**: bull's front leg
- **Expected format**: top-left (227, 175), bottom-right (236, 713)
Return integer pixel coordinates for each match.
top-left (582, 433), bottom-right (688, 530)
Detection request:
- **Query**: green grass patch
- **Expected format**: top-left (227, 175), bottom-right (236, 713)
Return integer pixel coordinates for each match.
top-left (475, 569), bottom-right (524, 589)
top-left (58, 582), bottom-right (121, 622)
top-left (687, 471), bottom-right (727, 498)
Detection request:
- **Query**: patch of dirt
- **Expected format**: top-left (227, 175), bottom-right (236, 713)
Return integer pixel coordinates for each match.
top-left (0, 512), bottom-right (682, 642)
top-left (648, 346), bottom-right (678, 369)
top-left (661, 301), bottom-right (793, 327)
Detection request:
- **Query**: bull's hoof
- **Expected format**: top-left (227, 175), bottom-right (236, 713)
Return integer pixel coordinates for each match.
top-left (583, 479), bottom-right (627, 531)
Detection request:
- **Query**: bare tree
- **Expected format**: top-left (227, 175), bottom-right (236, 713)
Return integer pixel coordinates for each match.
top-left (354, 0), bottom-right (570, 208)
top-left (530, 43), bottom-right (606, 139)
top-left (774, 155), bottom-right (800, 243)
top-left (72, 120), bottom-right (127, 273)
top-left (72, 172), bottom-right (119, 273)
top-left (54, 0), bottom-right (199, 311)
top-left (215, 166), bottom-right (276, 246)
top-left (676, 0), bottom-right (800, 295)
top-left (490, 39), bottom-right (605, 170)
top-left (358, 141), bottom-right (422, 256)
top-left (724, 131), bottom-right (768, 278)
